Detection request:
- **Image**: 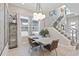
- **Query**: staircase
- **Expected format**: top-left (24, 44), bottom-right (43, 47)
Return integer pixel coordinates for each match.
top-left (53, 15), bottom-right (78, 46)
top-left (47, 13), bottom-right (78, 49)
top-left (56, 27), bottom-right (78, 45)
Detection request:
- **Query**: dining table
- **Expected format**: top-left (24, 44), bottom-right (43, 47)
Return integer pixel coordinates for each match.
top-left (29, 35), bottom-right (52, 45)
top-left (29, 35), bottom-right (53, 55)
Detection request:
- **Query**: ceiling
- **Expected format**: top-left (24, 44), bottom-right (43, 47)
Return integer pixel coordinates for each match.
top-left (9, 3), bottom-right (79, 15)
top-left (9, 3), bottom-right (64, 14)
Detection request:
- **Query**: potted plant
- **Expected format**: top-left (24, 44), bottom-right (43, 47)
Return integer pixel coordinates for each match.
top-left (39, 29), bottom-right (49, 37)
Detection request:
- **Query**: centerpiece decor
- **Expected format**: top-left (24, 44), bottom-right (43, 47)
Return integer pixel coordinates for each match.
top-left (39, 29), bottom-right (49, 37)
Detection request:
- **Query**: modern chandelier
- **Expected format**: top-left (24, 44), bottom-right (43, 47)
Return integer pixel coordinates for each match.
top-left (33, 3), bottom-right (45, 20)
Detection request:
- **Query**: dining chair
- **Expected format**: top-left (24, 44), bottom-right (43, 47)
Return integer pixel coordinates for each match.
top-left (28, 37), bottom-right (40, 49)
top-left (43, 39), bottom-right (59, 56)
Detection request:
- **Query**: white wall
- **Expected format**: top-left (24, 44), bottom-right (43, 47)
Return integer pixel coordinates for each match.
top-left (65, 4), bottom-right (79, 14)
top-left (1, 4), bottom-right (33, 55)
top-left (40, 15), bottom-right (58, 30)
top-left (0, 3), bottom-right (5, 55)
top-left (8, 4), bottom-right (33, 46)
top-left (0, 4), bottom-right (9, 56)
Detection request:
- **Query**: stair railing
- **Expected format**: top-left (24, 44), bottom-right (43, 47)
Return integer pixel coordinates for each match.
top-left (53, 15), bottom-right (64, 28)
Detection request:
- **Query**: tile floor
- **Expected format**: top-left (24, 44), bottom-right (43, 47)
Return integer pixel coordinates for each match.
top-left (6, 36), bottom-right (79, 56)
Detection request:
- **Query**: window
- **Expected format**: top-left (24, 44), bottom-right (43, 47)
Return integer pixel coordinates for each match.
top-left (70, 34), bottom-right (76, 37)
top-left (32, 20), bottom-right (39, 35)
top-left (20, 16), bottom-right (29, 36)
top-left (21, 18), bottom-right (28, 31)
top-left (49, 9), bottom-right (59, 16)
top-left (32, 20), bottom-right (39, 32)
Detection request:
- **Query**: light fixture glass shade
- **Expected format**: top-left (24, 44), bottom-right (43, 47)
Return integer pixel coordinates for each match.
top-left (33, 13), bottom-right (38, 20)
top-left (33, 12), bottom-right (45, 20)
top-left (43, 14), bottom-right (45, 19)
top-left (38, 13), bottom-right (42, 20)
top-left (33, 3), bottom-right (45, 20)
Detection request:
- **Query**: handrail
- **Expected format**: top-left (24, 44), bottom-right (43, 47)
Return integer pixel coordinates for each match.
top-left (66, 26), bottom-right (79, 33)
top-left (53, 15), bottom-right (64, 28)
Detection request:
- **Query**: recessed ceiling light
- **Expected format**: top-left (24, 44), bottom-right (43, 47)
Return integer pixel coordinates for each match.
top-left (70, 22), bottom-right (76, 25)
top-left (22, 3), bottom-right (24, 5)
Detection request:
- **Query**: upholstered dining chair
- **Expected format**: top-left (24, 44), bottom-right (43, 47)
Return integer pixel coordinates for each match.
top-left (28, 37), bottom-right (40, 49)
top-left (43, 39), bottom-right (59, 56)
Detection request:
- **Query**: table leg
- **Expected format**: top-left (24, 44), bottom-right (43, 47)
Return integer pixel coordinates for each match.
top-left (40, 45), bottom-right (44, 56)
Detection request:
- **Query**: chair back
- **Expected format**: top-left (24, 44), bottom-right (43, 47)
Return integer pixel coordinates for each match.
top-left (50, 39), bottom-right (59, 51)
top-left (28, 37), bottom-right (33, 46)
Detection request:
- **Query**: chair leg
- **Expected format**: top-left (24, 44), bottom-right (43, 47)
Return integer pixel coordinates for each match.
top-left (29, 46), bottom-right (33, 56)
top-left (55, 49), bottom-right (57, 56)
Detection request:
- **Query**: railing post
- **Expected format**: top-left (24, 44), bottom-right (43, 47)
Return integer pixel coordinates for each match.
top-left (76, 30), bottom-right (77, 43)
top-left (72, 29), bottom-right (77, 44)
top-left (72, 29), bottom-right (73, 41)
